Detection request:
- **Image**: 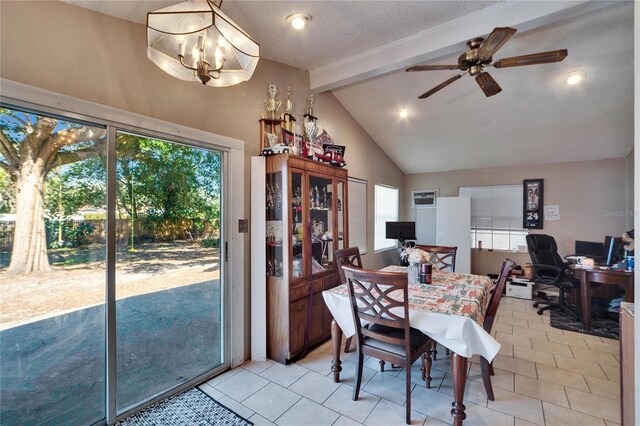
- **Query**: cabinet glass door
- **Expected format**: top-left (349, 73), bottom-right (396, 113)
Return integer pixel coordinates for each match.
top-left (336, 180), bottom-right (346, 250)
top-left (290, 170), bottom-right (304, 281)
top-left (266, 172), bottom-right (283, 278)
top-left (308, 174), bottom-right (334, 275)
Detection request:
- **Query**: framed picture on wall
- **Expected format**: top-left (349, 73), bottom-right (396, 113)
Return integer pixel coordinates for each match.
top-left (523, 179), bottom-right (544, 229)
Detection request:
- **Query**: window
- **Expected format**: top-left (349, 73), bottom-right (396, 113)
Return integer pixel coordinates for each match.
top-left (374, 184), bottom-right (399, 251)
top-left (459, 185), bottom-right (529, 251)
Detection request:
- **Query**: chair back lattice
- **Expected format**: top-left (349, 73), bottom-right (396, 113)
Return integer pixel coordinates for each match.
top-left (483, 258), bottom-right (514, 333)
top-left (341, 265), bottom-right (410, 347)
top-left (415, 244), bottom-right (457, 272)
top-left (334, 247), bottom-right (363, 283)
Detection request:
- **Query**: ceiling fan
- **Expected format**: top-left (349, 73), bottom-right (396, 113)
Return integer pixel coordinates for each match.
top-left (406, 27), bottom-right (567, 99)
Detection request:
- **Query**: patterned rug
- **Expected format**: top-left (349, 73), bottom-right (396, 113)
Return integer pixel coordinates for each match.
top-left (117, 387), bottom-right (253, 426)
top-left (548, 300), bottom-right (619, 340)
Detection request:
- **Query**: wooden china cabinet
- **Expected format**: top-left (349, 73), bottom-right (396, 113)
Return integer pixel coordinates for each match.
top-left (265, 154), bottom-right (348, 364)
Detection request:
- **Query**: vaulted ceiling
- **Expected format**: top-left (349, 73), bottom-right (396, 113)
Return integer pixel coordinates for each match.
top-left (63, 0), bottom-right (635, 174)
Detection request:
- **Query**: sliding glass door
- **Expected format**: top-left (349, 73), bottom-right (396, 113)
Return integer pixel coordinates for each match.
top-left (0, 107), bottom-right (107, 425)
top-left (0, 105), bottom-right (227, 424)
top-left (114, 131), bottom-right (224, 413)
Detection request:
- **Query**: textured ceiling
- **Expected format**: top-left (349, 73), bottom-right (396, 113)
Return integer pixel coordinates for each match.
top-left (62, 1), bottom-right (634, 174)
top-left (63, 0), bottom-right (500, 70)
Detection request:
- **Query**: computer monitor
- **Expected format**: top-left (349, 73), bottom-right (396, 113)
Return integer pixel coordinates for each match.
top-left (385, 221), bottom-right (416, 244)
top-left (603, 236), bottom-right (624, 266)
top-left (574, 240), bottom-right (604, 258)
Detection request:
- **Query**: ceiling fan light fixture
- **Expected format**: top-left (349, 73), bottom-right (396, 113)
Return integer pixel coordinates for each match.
top-left (566, 71), bottom-right (585, 85)
top-left (398, 108), bottom-right (409, 118)
top-left (408, 27), bottom-right (568, 100)
top-left (287, 13), bottom-right (312, 30)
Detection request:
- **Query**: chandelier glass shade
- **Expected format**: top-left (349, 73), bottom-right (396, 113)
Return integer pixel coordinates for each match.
top-left (147, 0), bottom-right (260, 87)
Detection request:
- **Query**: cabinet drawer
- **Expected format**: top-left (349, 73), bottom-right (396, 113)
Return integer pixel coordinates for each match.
top-left (291, 283), bottom-right (310, 302)
top-left (291, 279), bottom-right (327, 301)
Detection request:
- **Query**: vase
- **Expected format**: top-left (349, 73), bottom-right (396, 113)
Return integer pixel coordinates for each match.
top-left (408, 262), bottom-right (419, 285)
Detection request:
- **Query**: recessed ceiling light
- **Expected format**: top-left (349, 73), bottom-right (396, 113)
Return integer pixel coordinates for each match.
top-left (399, 108), bottom-right (409, 118)
top-left (286, 13), bottom-right (312, 30)
top-left (566, 71), bottom-right (585, 85)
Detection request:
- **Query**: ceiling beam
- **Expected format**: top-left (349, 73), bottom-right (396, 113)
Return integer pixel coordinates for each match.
top-left (309, 0), bottom-right (619, 92)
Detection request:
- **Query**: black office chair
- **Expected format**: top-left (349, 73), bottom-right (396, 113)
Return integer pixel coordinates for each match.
top-left (526, 234), bottom-right (580, 318)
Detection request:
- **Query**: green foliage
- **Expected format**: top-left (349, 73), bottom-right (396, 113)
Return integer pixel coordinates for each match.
top-left (115, 135), bottom-right (221, 224)
top-left (2, 106), bottom-right (222, 241)
top-left (0, 169), bottom-right (14, 214)
top-left (45, 156), bottom-right (107, 217)
top-left (200, 238), bottom-right (219, 248)
top-left (45, 220), bottom-right (95, 249)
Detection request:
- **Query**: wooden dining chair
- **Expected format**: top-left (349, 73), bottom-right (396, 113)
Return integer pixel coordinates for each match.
top-left (415, 244), bottom-right (457, 272)
top-left (335, 247), bottom-right (363, 282)
top-left (477, 258), bottom-right (514, 400)
top-left (420, 258), bottom-right (514, 401)
top-left (415, 244), bottom-right (457, 360)
top-left (334, 247), bottom-right (363, 353)
top-left (342, 265), bottom-right (432, 425)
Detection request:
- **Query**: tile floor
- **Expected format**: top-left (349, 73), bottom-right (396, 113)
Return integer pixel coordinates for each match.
top-left (199, 297), bottom-right (621, 425)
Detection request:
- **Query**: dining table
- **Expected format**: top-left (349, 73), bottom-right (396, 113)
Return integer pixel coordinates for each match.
top-left (322, 265), bottom-right (499, 426)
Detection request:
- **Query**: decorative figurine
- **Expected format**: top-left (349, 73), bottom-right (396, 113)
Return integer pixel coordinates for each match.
top-left (306, 93), bottom-right (315, 117)
top-left (283, 87), bottom-right (297, 133)
top-left (265, 84), bottom-right (282, 120)
top-left (285, 87), bottom-right (293, 114)
top-left (302, 93), bottom-right (318, 159)
top-left (322, 187), bottom-right (327, 208)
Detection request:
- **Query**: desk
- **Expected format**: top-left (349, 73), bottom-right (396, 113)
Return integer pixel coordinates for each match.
top-left (323, 267), bottom-right (498, 425)
top-left (571, 267), bottom-right (634, 331)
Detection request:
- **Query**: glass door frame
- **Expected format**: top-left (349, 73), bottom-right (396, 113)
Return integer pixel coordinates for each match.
top-left (107, 126), bottom-right (231, 422)
top-left (0, 97), bottom-right (232, 425)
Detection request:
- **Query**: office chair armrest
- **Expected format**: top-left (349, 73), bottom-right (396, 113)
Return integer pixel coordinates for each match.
top-left (531, 263), bottom-right (564, 284)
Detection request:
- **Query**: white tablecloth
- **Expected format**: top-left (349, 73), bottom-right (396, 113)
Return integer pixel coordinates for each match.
top-left (322, 268), bottom-right (501, 361)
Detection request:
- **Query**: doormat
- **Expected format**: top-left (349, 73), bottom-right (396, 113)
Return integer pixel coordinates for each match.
top-left (549, 303), bottom-right (619, 340)
top-left (117, 387), bottom-right (253, 426)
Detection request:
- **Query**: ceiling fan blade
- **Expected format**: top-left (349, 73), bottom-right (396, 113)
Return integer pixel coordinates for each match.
top-left (477, 27), bottom-right (517, 62)
top-left (407, 64), bottom-right (459, 72)
top-left (475, 72), bottom-right (502, 97)
top-left (493, 49), bottom-right (568, 68)
top-left (418, 74), bottom-right (463, 99)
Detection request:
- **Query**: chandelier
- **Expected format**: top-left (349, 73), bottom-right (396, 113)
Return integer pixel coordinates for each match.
top-left (147, 0), bottom-right (260, 87)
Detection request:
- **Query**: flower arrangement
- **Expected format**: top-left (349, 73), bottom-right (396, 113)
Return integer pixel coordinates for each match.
top-left (401, 247), bottom-right (432, 265)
